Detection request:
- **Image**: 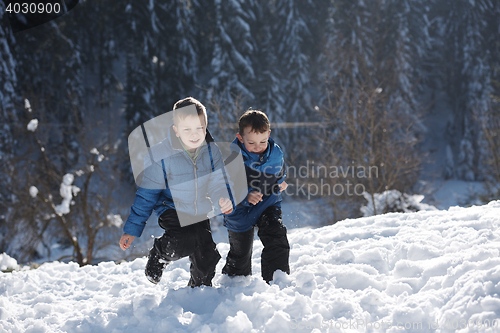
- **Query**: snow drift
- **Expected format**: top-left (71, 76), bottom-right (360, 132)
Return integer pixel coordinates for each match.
top-left (1, 201), bottom-right (500, 332)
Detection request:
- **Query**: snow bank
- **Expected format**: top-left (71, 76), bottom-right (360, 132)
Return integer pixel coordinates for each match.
top-left (1, 201), bottom-right (500, 332)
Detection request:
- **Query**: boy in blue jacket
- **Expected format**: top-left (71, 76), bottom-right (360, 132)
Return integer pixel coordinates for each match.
top-left (222, 110), bottom-right (290, 283)
top-left (119, 97), bottom-right (233, 287)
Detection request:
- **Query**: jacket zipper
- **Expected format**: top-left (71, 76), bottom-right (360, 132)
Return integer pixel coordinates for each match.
top-left (193, 160), bottom-right (198, 215)
top-left (182, 149), bottom-right (199, 216)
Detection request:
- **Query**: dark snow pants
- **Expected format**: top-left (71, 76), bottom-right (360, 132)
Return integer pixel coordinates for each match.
top-left (222, 206), bottom-right (290, 283)
top-left (152, 209), bottom-right (221, 287)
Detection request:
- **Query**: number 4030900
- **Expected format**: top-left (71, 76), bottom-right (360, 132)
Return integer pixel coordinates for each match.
top-left (6, 2), bottom-right (61, 14)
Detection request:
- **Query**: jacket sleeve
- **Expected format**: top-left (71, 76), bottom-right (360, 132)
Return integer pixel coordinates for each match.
top-left (277, 159), bottom-right (287, 184)
top-left (123, 159), bottom-right (165, 237)
top-left (123, 187), bottom-right (162, 237)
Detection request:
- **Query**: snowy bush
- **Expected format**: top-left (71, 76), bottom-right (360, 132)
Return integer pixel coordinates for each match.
top-left (361, 190), bottom-right (437, 217)
top-left (0, 253), bottom-right (19, 272)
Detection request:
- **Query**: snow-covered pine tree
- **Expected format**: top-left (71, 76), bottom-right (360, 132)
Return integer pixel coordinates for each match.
top-left (270, 0), bottom-right (329, 156)
top-left (317, 0), bottom-right (431, 219)
top-left (251, 0), bottom-right (286, 130)
top-left (155, 0), bottom-right (199, 111)
top-left (438, 0), bottom-right (497, 180)
top-left (332, 0), bottom-right (429, 123)
top-left (380, 0), bottom-right (431, 123)
top-left (206, 0), bottom-right (257, 129)
top-left (274, 0), bottom-right (313, 121)
top-left (70, 0), bottom-right (122, 108)
top-left (3, 17), bottom-right (81, 260)
top-left (0, 1), bottom-right (17, 159)
top-left (254, 0), bottom-right (310, 155)
top-left (122, 0), bottom-right (159, 137)
top-left (12, 12), bottom-right (84, 172)
top-left (5, 6), bottom-right (124, 262)
top-left (475, 1), bottom-right (500, 198)
top-left (62, 0), bottom-right (123, 150)
top-left (0, 1), bottom-right (19, 254)
top-left (322, 0), bottom-right (430, 139)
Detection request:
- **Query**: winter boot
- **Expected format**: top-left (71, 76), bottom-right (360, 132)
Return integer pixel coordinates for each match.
top-left (145, 242), bottom-right (167, 284)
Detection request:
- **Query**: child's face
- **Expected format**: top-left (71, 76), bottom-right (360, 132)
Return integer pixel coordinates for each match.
top-left (237, 127), bottom-right (271, 154)
top-left (173, 115), bottom-right (207, 150)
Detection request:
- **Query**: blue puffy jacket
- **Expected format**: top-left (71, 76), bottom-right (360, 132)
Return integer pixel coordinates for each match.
top-left (123, 126), bottom-right (231, 237)
top-left (223, 136), bottom-right (286, 232)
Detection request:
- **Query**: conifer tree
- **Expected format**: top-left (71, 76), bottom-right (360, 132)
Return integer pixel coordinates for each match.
top-left (155, 0), bottom-right (199, 110)
top-left (206, 0), bottom-right (257, 125)
top-left (0, 2), bottom-right (19, 254)
top-left (318, 0), bottom-right (430, 201)
top-left (274, 0), bottom-right (313, 121)
top-left (12, 10), bottom-right (84, 173)
top-left (0, 2), bottom-right (17, 159)
top-left (252, 0), bottom-right (285, 121)
top-left (122, 0), bottom-right (159, 136)
top-left (438, 0), bottom-right (497, 180)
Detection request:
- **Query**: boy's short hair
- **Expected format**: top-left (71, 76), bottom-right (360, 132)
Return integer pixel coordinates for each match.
top-left (238, 109), bottom-right (270, 135)
top-left (173, 97), bottom-right (208, 126)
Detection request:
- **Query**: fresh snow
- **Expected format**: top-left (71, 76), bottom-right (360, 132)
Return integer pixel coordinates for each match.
top-left (29, 186), bottom-right (38, 198)
top-left (1, 201), bottom-right (500, 332)
top-left (24, 99), bottom-right (32, 112)
top-left (54, 174), bottom-right (80, 216)
top-left (106, 214), bottom-right (124, 228)
top-left (90, 148), bottom-right (105, 162)
top-left (27, 119), bottom-right (38, 132)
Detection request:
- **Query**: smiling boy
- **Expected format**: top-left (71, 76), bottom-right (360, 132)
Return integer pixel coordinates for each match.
top-left (119, 97), bottom-right (232, 286)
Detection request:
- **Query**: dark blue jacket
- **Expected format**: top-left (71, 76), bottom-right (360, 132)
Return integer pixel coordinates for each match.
top-left (224, 136), bottom-right (286, 232)
top-left (123, 127), bottom-right (231, 237)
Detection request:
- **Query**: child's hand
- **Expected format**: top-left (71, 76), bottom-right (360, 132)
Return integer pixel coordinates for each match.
top-left (247, 191), bottom-right (263, 205)
top-left (279, 181), bottom-right (288, 192)
top-left (219, 197), bottom-right (233, 214)
top-left (119, 233), bottom-right (135, 251)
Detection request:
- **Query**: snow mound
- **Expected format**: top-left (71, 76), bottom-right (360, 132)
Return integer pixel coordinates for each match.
top-left (1, 201), bottom-right (500, 332)
top-left (0, 253), bottom-right (18, 271)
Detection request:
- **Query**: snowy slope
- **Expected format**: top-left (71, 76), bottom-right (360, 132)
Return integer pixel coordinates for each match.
top-left (2, 201), bottom-right (500, 332)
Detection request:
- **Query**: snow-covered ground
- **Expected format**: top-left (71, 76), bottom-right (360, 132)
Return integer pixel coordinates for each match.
top-left (2, 201), bottom-right (500, 332)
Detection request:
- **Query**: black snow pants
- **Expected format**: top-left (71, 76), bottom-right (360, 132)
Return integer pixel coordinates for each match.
top-left (152, 209), bottom-right (221, 287)
top-left (222, 206), bottom-right (290, 283)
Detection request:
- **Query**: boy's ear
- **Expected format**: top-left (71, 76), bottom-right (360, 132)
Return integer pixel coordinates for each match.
top-left (237, 133), bottom-right (244, 143)
top-left (173, 125), bottom-right (179, 137)
top-left (268, 129), bottom-right (271, 138)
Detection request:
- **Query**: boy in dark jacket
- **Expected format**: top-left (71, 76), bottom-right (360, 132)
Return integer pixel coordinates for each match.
top-left (119, 97), bottom-right (233, 287)
top-left (222, 110), bottom-right (290, 283)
